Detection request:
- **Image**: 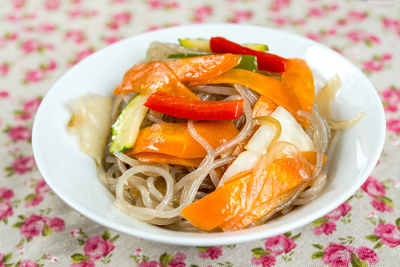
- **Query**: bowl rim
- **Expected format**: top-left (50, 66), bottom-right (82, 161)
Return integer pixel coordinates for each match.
top-left (32, 23), bottom-right (386, 246)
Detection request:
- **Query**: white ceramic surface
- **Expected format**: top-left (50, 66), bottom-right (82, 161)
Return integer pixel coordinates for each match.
top-left (32, 24), bottom-right (385, 246)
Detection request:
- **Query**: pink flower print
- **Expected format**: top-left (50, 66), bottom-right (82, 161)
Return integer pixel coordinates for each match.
top-left (362, 59), bottom-right (383, 72)
top-left (270, 0), bottom-right (290, 12)
top-left (19, 260), bottom-right (37, 267)
top-left (348, 11), bottom-right (367, 21)
top-left (174, 253), bottom-right (186, 262)
top-left (251, 254), bottom-right (276, 267)
top-left (374, 223), bottom-right (400, 248)
top-left (148, 0), bottom-right (164, 9)
top-left (308, 7), bottom-right (324, 17)
top-left (325, 202), bottom-right (352, 220)
top-left (104, 36), bottom-right (120, 44)
top-left (322, 243), bottom-right (355, 267)
top-left (25, 194), bottom-right (43, 207)
top-left (272, 17), bottom-right (289, 27)
top-left (66, 30), bottom-right (86, 44)
top-left (108, 12), bottom-right (132, 30)
top-left (84, 236), bottom-right (115, 260)
top-left (39, 23), bottom-right (56, 32)
top-left (168, 260), bottom-right (185, 267)
top-left (313, 221), bottom-right (337, 236)
top-left (0, 91), bottom-right (9, 99)
top-left (371, 198), bottom-right (393, 212)
top-left (12, 156), bottom-right (35, 174)
top-left (306, 33), bottom-right (321, 41)
top-left (7, 126), bottom-right (32, 141)
top-left (0, 201), bottom-right (13, 220)
top-left (229, 10), bottom-right (253, 23)
top-left (44, 0), bottom-right (60, 10)
top-left (0, 187), bottom-right (14, 200)
top-left (355, 247), bottom-right (378, 265)
top-left (71, 260), bottom-right (95, 267)
top-left (193, 6), bottom-right (212, 23)
top-left (70, 228), bottom-right (80, 237)
top-left (16, 97), bottom-right (42, 120)
top-left (5, 32), bottom-right (19, 41)
top-left (382, 17), bottom-right (400, 31)
top-left (138, 261), bottom-right (162, 267)
top-left (382, 87), bottom-right (400, 112)
top-left (368, 35), bottom-right (380, 44)
top-left (49, 217), bottom-right (65, 232)
top-left (71, 48), bottom-right (95, 65)
top-left (21, 39), bottom-right (39, 53)
top-left (387, 118), bottom-right (400, 134)
top-left (382, 53), bottom-right (392, 61)
top-left (35, 179), bottom-right (50, 194)
top-left (24, 69), bottom-right (45, 83)
top-left (264, 234), bottom-right (296, 256)
top-left (346, 30), bottom-right (364, 42)
top-left (12, 0), bottom-right (26, 9)
top-left (20, 214), bottom-right (46, 239)
top-left (0, 63), bottom-right (10, 75)
top-left (198, 246), bottom-right (222, 259)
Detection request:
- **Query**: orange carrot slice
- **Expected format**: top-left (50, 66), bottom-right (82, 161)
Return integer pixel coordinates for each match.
top-left (220, 156), bottom-right (312, 231)
top-left (126, 121), bottom-right (239, 159)
top-left (202, 69), bottom-right (301, 118)
top-left (282, 59), bottom-right (315, 114)
top-left (181, 171), bottom-right (253, 231)
top-left (252, 96), bottom-right (278, 118)
top-left (166, 53), bottom-right (241, 83)
top-left (113, 61), bottom-right (199, 100)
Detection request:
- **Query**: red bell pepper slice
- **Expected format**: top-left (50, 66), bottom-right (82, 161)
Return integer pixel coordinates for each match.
top-left (144, 91), bottom-right (244, 121)
top-left (209, 37), bottom-right (287, 73)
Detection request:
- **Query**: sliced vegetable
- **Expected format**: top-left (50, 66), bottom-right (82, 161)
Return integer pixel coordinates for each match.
top-left (135, 152), bottom-right (202, 167)
top-left (168, 53), bottom-right (258, 72)
top-left (165, 53), bottom-right (241, 83)
top-left (126, 121), bottom-right (239, 159)
top-left (179, 38), bottom-right (211, 51)
top-left (67, 93), bottom-right (113, 166)
top-left (220, 152), bottom-right (312, 231)
top-left (243, 43), bottom-right (269, 52)
top-left (113, 61), bottom-right (198, 100)
top-left (252, 96), bottom-right (277, 118)
top-left (210, 37), bottom-right (286, 73)
top-left (181, 170), bottom-right (253, 231)
top-left (144, 91), bottom-right (244, 121)
top-left (219, 151), bottom-right (259, 186)
top-left (110, 94), bottom-right (149, 153)
top-left (245, 116), bottom-right (281, 155)
top-left (202, 69), bottom-right (301, 118)
top-left (270, 106), bottom-right (315, 152)
top-left (282, 59), bottom-right (315, 114)
top-left (179, 38), bottom-right (269, 52)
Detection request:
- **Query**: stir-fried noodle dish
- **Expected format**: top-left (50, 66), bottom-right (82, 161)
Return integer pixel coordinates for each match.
top-left (67, 37), bottom-right (363, 232)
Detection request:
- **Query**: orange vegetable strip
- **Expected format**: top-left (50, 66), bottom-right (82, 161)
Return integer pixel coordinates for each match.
top-left (220, 183), bottom-right (306, 231)
top-left (126, 121), bottom-right (239, 159)
top-left (282, 59), bottom-right (315, 114)
top-left (181, 171), bottom-right (253, 231)
top-left (220, 156), bottom-right (312, 231)
top-left (252, 96), bottom-right (278, 118)
top-left (201, 69), bottom-right (301, 117)
top-left (135, 152), bottom-right (202, 167)
top-left (113, 61), bottom-right (199, 100)
top-left (165, 53), bottom-right (242, 83)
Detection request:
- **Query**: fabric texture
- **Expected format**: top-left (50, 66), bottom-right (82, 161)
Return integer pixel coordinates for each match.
top-left (0, 0), bottom-right (399, 266)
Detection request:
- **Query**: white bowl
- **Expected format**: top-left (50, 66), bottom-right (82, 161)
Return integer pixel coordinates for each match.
top-left (32, 24), bottom-right (385, 246)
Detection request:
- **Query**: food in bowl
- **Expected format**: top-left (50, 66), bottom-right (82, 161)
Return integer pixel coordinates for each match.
top-left (67, 36), bottom-right (363, 232)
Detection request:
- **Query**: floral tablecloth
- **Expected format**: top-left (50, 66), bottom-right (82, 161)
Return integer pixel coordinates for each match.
top-left (1, 0), bottom-right (399, 266)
